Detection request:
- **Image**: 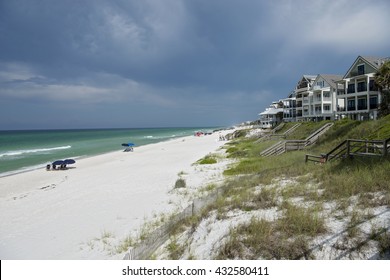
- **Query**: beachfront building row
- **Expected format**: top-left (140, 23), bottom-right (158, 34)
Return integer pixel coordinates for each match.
top-left (258, 55), bottom-right (389, 128)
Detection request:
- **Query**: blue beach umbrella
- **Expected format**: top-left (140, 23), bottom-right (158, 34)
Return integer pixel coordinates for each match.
top-left (121, 143), bottom-right (135, 147)
top-left (52, 160), bottom-right (64, 166)
top-left (64, 159), bottom-right (76, 165)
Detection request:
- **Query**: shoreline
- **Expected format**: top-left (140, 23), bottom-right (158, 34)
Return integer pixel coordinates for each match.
top-left (0, 130), bottom-right (233, 259)
top-left (0, 131), bottom-right (217, 179)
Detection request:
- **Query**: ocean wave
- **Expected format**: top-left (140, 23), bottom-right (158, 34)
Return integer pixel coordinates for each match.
top-left (143, 135), bottom-right (172, 140)
top-left (0, 145), bottom-right (72, 158)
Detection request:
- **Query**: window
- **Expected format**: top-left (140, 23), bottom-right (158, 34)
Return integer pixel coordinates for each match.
top-left (370, 96), bottom-right (378, 109)
top-left (347, 84), bottom-right (355, 93)
top-left (369, 80), bottom-right (378, 91)
top-left (347, 99), bottom-right (355, 111)
top-left (323, 105), bottom-right (331, 111)
top-left (357, 64), bottom-right (365, 75)
top-left (357, 81), bottom-right (367, 92)
top-left (323, 91), bottom-right (330, 98)
top-left (357, 98), bottom-right (367, 110)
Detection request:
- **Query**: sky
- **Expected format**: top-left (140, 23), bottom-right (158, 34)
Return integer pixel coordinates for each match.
top-left (1, 0), bottom-right (390, 130)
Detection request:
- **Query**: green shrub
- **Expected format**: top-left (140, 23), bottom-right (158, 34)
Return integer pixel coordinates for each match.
top-left (198, 155), bottom-right (217, 164)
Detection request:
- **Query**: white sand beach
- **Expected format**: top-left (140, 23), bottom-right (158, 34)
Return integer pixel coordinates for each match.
top-left (0, 132), bottom-right (232, 259)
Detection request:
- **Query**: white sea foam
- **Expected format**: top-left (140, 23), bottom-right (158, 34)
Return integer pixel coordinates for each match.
top-left (0, 145), bottom-right (72, 158)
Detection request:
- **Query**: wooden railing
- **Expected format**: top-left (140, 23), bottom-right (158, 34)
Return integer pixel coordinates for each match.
top-left (305, 137), bottom-right (390, 163)
top-left (260, 123), bottom-right (333, 157)
top-left (258, 123), bottom-right (302, 142)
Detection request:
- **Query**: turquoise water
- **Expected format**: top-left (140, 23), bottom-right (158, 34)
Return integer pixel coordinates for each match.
top-left (0, 127), bottom-right (218, 177)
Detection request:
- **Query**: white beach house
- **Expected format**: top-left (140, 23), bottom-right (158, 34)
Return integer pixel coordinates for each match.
top-left (257, 55), bottom-right (389, 125)
top-left (294, 75), bottom-right (317, 121)
top-left (281, 91), bottom-right (297, 122)
top-left (259, 101), bottom-right (284, 129)
top-left (308, 74), bottom-right (343, 121)
top-left (335, 56), bottom-right (390, 120)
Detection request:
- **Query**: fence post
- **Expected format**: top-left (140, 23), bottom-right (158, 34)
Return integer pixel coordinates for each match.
top-left (346, 140), bottom-right (350, 157)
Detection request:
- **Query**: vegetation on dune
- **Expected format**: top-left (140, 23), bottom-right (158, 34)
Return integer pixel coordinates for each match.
top-left (214, 119), bottom-right (390, 259)
top-left (197, 154), bottom-right (217, 165)
top-left (141, 118), bottom-right (390, 260)
top-left (375, 60), bottom-right (390, 117)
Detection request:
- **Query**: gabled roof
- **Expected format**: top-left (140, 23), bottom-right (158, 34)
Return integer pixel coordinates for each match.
top-left (362, 56), bottom-right (390, 68)
top-left (296, 75), bottom-right (317, 89)
top-left (343, 55), bottom-right (390, 79)
top-left (315, 74), bottom-right (343, 89)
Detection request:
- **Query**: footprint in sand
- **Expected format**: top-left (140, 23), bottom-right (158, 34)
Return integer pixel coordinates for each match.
top-left (40, 184), bottom-right (57, 191)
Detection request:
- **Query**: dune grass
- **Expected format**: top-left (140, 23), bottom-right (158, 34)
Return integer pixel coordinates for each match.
top-left (144, 118), bottom-right (390, 260)
top-left (214, 118), bottom-right (390, 259)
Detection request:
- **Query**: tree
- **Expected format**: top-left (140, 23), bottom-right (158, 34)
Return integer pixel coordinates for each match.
top-left (375, 60), bottom-right (390, 117)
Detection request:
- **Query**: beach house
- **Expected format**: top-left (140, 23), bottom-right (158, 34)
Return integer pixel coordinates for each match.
top-left (308, 74), bottom-right (343, 121)
top-left (294, 75), bottom-right (317, 121)
top-left (259, 101), bottom-right (284, 129)
top-left (257, 55), bottom-right (389, 125)
top-left (281, 91), bottom-right (297, 122)
top-left (335, 56), bottom-right (390, 120)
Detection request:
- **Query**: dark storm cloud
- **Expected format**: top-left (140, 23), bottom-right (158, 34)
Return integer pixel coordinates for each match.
top-left (0, 0), bottom-right (390, 129)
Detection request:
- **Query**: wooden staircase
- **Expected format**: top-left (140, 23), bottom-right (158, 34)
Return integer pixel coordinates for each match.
top-left (305, 137), bottom-right (390, 163)
top-left (257, 123), bottom-right (302, 142)
top-left (260, 123), bottom-right (333, 157)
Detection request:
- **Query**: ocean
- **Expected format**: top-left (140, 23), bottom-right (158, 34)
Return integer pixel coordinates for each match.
top-left (0, 127), bottom-right (219, 177)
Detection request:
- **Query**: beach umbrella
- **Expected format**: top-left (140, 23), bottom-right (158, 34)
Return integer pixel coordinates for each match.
top-left (64, 159), bottom-right (76, 165)
top-left (52, 160), bottom-right (64, 166)
top-left (121, 143), bottom-right (135, 147)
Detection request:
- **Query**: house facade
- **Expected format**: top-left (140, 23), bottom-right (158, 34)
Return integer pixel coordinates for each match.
top-left (281, 91), bottom-right (296, 122)
top-left (257, 55), bottom-right (388, 125)
top-left (258, 101), bottom-right (284, 129)
top-left (294, 75), bottom-right (317, 121)
top-left (307, 74), bottom-right (342, 121)
top-left (335, 56), bottom-right (389, 120)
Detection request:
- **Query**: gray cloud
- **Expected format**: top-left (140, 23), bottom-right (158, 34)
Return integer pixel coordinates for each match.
top-left (1, 0), bottom-right (389, 129)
